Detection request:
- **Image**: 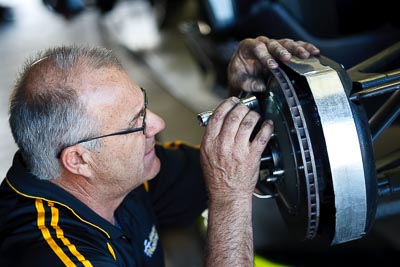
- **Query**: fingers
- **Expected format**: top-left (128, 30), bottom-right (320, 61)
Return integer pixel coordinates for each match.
top-left (250, 120), bottom-right (274, 156)
top-left (200, 100), bottom-right (274, 198)
top-left (219, 104), bottom-right (253, 143)
top-left (234, 110), bottom-right (261, 144)
top-left (228, 36), bottom-right (320, 94)
top-left (205, 97), bottom-right (261, 143)
top-left (237, 76), bottom-right (266, 93)
top-left (295, 40), bottom-right (320, 57)
top-left (252, 36), bottom-right (280, 69)
top-left (204, 97), bottom-right (241, 139)
top-left (277, 39), bottom-right (320, 59)
top-left (206, 98), bottom-right (272, 153)
top-left (227, 61), bottom-right (264, 94)
top-left (255, 36), bottom-right (291, 67)
top-left (255, 36), bottom-right (320, 65)
top-left (227, 38), bottom-right (269, 93)
top-left (232, 36), bottom-right (320, 72)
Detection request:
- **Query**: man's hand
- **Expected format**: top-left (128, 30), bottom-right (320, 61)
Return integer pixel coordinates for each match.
top-left (200, 96), bottom-right (274, 201)
top-left (200, 96), bottom-right (274, 267)
top-left (228, 36), bottom-right (320, 95)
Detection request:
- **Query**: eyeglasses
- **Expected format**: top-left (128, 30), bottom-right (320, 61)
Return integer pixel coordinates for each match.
top-left (57, 87), bottom-right (147, 158)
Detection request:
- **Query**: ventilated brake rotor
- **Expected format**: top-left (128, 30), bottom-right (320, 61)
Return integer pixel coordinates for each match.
top-left (254, 56), bottom-right (377, 245)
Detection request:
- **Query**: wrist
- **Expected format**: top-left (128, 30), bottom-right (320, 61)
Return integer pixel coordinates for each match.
top-left (208, 193), bottom-right (253, 209)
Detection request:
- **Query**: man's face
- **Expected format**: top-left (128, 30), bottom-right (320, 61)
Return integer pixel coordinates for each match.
top-left (81, 67), bottom-right (165, 192)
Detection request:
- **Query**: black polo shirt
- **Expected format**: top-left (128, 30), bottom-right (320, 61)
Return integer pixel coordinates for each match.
top-left (0, 142), bottom-right (207, 267)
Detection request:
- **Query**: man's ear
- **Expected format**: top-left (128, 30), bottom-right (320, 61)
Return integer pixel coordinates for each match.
top-left (60, 146), bottom-right (92, 177)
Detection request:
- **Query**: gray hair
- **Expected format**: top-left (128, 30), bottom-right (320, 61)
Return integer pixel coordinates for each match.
top-left (9, 45), bottom-right (123, 180)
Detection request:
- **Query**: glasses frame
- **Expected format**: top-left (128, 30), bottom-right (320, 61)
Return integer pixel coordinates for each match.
top-left (57, 87), bottom-right (147, 158)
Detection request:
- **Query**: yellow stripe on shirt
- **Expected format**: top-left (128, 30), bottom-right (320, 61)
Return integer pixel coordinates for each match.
top-left (107, 242), bottom-right (117, 261)
top-left (36, 199), bottom-right (76, 266)
top-left (49, 203), bottom-right (93, 266)
top-left (35, 199), bottom-right (93, 267)
top-left (160, 141), bottom-right (200, 149)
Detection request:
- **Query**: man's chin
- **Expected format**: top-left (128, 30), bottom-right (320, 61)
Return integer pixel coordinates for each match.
top-left (145, 156), bottom-right (161, 180)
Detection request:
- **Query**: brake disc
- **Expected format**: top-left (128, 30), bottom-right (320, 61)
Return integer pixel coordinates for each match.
top-left (255, 55), bottom-right (377, 245)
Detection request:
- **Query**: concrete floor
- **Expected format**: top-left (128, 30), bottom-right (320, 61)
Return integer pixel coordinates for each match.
top-left (1, 1), bottom-right (400, 266)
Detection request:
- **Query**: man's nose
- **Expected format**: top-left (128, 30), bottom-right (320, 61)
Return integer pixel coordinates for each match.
top-left (145, 110), bottom-right (166, 137)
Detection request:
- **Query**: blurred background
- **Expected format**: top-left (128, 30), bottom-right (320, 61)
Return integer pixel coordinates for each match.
top-left (0, 1), bottom-right (213, 266)
top-left (0, 0), bottom-right (399, 266)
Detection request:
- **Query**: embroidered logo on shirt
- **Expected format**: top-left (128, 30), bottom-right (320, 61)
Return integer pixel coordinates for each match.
top-left (144, 225), bottom-right (159, 257)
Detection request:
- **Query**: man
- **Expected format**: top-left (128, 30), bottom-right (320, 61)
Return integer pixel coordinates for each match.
top-left (0, 37), bottom-right (319, 266)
